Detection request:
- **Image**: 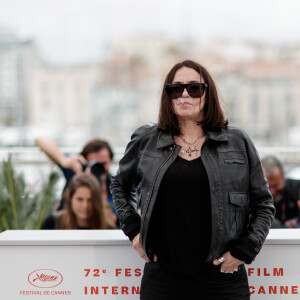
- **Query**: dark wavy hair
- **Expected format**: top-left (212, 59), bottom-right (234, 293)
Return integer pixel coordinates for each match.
top-left (158, 60), bottom-right (228, 135)
top-left (80, 139), bottom-right (114, 160)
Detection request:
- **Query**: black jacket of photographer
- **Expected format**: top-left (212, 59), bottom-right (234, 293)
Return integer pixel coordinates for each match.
top-left (110, 124), bottom-right (275, 264)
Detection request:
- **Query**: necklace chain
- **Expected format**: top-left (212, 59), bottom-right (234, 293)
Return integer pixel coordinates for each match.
top-left (179, 133), bottom-right (204, 146)
top-left (178, 133), bottom-right (205, 158)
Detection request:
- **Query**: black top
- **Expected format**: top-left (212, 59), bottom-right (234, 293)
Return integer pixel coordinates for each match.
top-left (41, 215), bottom-right (58, 229)
top-left (41, 214), bottom-right (91, 230)
top-left (275, 179), bottom-right (300, 224)
top-left (149, 155), bottom-right (212, 280)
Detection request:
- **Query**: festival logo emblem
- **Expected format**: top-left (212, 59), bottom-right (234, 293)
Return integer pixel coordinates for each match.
top-left (28, 269), bottom-right (63, 288)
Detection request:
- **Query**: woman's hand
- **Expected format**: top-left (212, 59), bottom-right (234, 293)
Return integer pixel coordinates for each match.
top-left (213, 251), bottom-right (244, 273)
top-left (132, 233), bottom-right (157, 263)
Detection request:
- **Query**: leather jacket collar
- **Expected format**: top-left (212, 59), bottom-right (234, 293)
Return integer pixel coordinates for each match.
top-left (157, 128), bottom-right (228, 149)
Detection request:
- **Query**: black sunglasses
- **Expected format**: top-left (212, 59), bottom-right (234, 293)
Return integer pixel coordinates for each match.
top-left (165, 83), bottom-right (208, 100)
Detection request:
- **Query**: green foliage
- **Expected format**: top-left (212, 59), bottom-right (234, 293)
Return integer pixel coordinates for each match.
top-left (0, 156), bottom-right (59, 232)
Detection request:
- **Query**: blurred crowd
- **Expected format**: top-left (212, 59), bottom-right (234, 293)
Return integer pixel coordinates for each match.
top-left (35, 137), bottom-right (118, 230)
top-left (262, 156), bottom-right (300, 228)
top-left (34, 135), bottom-right (300, 231)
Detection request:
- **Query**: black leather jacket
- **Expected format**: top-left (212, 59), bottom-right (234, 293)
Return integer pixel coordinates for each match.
top-left (111, 125), bottom-right (275, 263)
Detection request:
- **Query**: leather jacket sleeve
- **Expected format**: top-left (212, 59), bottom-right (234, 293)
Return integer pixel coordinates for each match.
top-left (230, 130), bottom-right (275, 263)
top-left (110, 125), bottom-right (152, 238)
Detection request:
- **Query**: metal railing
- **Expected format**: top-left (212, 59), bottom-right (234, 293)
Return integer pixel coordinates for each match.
top-left (1, 146), bottom-right (300, 185)
top-left (1, 146), bottom-right (300, 164)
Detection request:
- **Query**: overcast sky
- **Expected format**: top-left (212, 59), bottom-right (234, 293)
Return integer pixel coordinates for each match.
top-left (1, 0), bottom-right (300, 64)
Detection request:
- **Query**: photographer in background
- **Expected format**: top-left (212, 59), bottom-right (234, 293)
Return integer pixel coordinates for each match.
top-left (35, 137), bottom-right (118, 227)
top-left (262, 155), bottom-right (300, 228)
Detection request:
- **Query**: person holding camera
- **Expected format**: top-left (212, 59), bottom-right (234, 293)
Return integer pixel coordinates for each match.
top-left (262, 155), bottom-right (300, 228)
top-left (41, 173), bottom-right (116, 229)
top-left (35, 137), bottom-right (118, 227)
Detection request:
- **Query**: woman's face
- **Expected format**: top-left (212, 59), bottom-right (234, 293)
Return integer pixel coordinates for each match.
top-left (71, 186), bottom-right (93, 223)
top-left (171, 67), bottom-right (206, 122)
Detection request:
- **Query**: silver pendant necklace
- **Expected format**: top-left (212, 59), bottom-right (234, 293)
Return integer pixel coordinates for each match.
top-left (179, 132), bottom-right (205, 157)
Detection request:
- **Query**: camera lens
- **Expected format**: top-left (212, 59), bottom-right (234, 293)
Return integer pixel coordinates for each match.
top-left (89, 160), bottom-right (105, 177)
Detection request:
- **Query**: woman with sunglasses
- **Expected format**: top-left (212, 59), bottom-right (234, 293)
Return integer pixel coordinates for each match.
top-left (111, 60), bottom-right (275, 300)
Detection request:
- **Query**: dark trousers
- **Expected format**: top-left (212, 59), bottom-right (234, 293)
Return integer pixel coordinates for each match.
top-left (140, 262), bottom-right (250, 300)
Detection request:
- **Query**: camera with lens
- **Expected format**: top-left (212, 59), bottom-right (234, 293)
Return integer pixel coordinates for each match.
top-left (81, 159), bottom-right (105, 178)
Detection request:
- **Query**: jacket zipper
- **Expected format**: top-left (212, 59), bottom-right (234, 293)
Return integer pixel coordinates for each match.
top-left (198, 138), bottom-right (216, 261)
top-left (140, 145), bottom-right (176, 247)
